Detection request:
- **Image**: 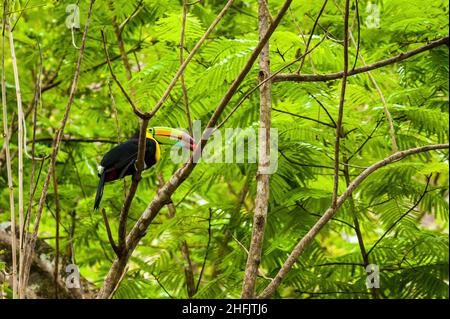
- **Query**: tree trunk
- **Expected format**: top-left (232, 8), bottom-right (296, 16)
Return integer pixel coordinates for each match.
top-left (241, 0), bottom-right (272, 299)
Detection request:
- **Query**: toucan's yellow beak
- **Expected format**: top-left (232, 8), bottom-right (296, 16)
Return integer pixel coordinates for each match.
top-left (153, 127), bottom-right (196, 151)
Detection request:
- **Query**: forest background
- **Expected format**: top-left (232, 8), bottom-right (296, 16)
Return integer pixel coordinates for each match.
top-left (0, 0), bottom-right (448, 299)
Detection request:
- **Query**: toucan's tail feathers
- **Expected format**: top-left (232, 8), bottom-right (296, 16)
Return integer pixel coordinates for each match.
top-left (94, 172), bottom-right (105, 210)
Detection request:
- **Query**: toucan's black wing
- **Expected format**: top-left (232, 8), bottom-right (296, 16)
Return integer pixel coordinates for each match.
top-left (100, 138), bottom-right (139, 171)
top-left (100, 138), bottom-right (158, 178)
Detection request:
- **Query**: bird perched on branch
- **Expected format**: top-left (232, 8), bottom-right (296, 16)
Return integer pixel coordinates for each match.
top-left (94, 127), bottom-right (196, 210)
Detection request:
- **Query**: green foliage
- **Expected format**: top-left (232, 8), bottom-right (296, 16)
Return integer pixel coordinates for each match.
top-left (0, 0), bottom-right (448, 299)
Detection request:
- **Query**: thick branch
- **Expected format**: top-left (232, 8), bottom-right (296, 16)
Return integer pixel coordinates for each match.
top-left (258, 143), bottom-right (449, 298)
top-left (97, 0), bottom-right (294, 298)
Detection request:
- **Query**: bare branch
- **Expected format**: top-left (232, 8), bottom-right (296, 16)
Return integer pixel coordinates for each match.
top-left (51, 160), bottom-right (60, 299)
top-left (24, 39), bottom-right (43, 253)
top-left (180, 0), bottom-right (193, 135)
top-left (100, 30), bottom-right (148, 119)
top-left (101, 208), bottom-right (120, 257)
top-left (331, 0), bottom-right (350, 209)
top-left (258, 143), bottom-right (449, 298)
top-left (273, 37), bottom-right (449, 82)
top-left (195, 208), bottom-right (212, 293)
top-left (366, 175), bottom-right (432, 257)
top-left (1, 2), bottom-right (17, 298)
top-left (216, 33), bottom-right (326, 130)
top-left (117, 117), bottom-right (149, 255)
top-left (8, 21), bottom-right (26, 298)
top-left (272, 107), bottom-right (335, 128)
top-left (180, 240), bottom-right (196, 298)
top-left (295, 0), bottom-right (328, 73)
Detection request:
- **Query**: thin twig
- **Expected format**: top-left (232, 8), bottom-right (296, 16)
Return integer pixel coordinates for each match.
top-left (347, 118), bottom-right (384, 161)
top-left (306, 91), bottom-right (337, 127)
top-left (295, 0), bottom-right (328, 74)
top-left (151, 273), bottom-right (173, 299)
top-left (24, 39), bottom-right (43, 252)
top-left (343, 155), bottom-right (379, 299)
top-left (331, 0), bottom-right (350, 209)
top-left (366, 175), bottom-right (432, 257)
top-left (180, 0), bottom-right (193, 135)
top-left (52, 161), bottom-right (60, 299)
top-left (216, 34), bottom-right (327, 130)
top-left (101, 208), bottom-right (120, 257)
top-left (107, 79), bottom-right (126, 199)
top-left (195, 208), bottom-right (212, 293)
top-left (147, 0), bottom-right (235, 119)
top-left (272, 107), bottom-right (335, 128)
top-left (101, 30), bottom-right (148, 119)
top-left (117, 0), bottom-right (144, 36)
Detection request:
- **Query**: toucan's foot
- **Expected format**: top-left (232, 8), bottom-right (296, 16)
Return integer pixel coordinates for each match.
top-left (133, 160), bottom-right (147, 172)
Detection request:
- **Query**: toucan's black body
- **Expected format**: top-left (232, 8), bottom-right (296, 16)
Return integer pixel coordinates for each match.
top-left (94, 138), bottom-right (158, 210)
top-left (94, 126), bottom-right (196, 210)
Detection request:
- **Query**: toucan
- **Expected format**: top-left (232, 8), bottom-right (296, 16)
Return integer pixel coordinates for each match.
top-left (94, 126), bottom-right (196, 210)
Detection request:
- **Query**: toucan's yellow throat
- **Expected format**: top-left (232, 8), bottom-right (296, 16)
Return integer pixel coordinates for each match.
top-left (146, 132), bottom-right (161, 162)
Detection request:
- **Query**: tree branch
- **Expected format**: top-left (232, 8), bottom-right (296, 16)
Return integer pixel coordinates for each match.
top-left (272, 37), bottom-right (449, 82)
top-left (97, 0), bottom-right (294, 298)
top-left (147, 0), bottom-right (235, 119)
top-left (331, 0), bottom-right (350, 208)
top-left (1, 2), bottom-right (17, 298)
top-left (101, 30), bottom-right (148, 119)
top-left (101, 208), bottom-right (120, 257)
top-left (180, 0), bottom-right (193, 135)
top-left (195, 208), bottom-right (212, 294)
top-left (258, 143), bottom-right (449, 298)
top-left (272, 107), bottom-right (335, 128)
top-left (295, 0), bottom-right (328, 73)
top-left (180, 240), bottom-right (196, 298)
top-left (7, 21), bottom-right (26, 298)
top-left (366, 174), bottom-right (432, 257)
